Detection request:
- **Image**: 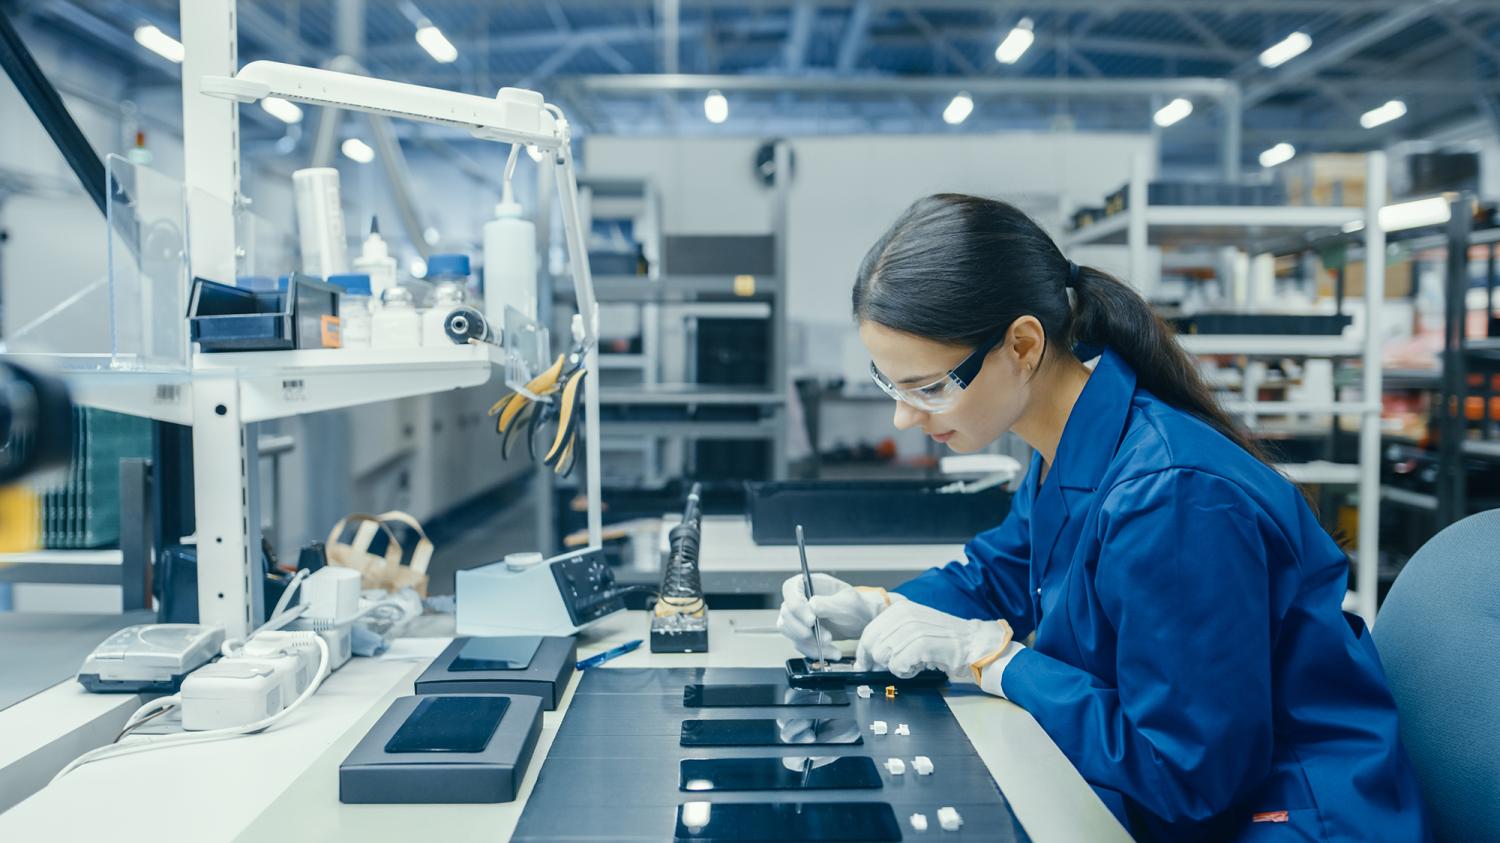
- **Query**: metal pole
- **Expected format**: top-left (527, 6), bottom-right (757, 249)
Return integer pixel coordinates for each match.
top-left (1438, 194), bottom-right (1471, 528)
top-left (554, 138), bottom-right (602, 548)
top-left (1221, 84), bottom-right (1242, 182)
top-left (1356, 151), bottom-right (1385, 625)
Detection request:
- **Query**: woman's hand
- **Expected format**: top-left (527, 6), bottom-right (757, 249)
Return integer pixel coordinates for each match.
top-left (776, 573), bottom-right (901, 661)
top-left (854, 600), bottom-right (1015, 682)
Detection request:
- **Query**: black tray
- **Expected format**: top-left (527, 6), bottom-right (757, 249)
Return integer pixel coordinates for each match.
top-left (745, 480), bottom-right (1010, 546)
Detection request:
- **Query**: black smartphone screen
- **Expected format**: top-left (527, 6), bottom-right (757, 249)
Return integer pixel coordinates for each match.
top-left (785, 657), bottom-right (948, 688)
top-left (383, 696), bottom-right (509, 753)
top-left (680, 756), bottom-right (882, 792)
top-left (679, 718), bottom-right (863, 747)
top-left (674, 801), bottom-right (902, 842)
top-left (683, 684), bottom-right (849, 708)
top-left (449, 636), bottom-right (544, 672)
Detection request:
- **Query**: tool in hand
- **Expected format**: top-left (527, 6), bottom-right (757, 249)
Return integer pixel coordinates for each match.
top-left (795, 524), bottom-right (826, 670)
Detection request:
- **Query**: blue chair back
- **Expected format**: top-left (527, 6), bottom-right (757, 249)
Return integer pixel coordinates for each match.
top-left (1374, 508), bottom-right (1500, 842)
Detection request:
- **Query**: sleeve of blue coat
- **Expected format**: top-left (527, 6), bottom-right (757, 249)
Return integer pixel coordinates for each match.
top-left (1000, 469), bottom-right (1276, 824)
top-left (892, 477), bottom-right (1037, 638)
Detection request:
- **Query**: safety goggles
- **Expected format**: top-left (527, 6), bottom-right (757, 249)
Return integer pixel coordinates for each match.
top-left (868, 327), bottom-right (1007, 413)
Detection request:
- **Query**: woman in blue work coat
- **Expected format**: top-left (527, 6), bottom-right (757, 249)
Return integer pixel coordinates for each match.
top-left (778, 194), bottom-right (1430, 842)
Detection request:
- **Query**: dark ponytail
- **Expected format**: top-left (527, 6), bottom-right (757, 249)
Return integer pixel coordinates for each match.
top-left (852, 193), bottom-right (1274, 468)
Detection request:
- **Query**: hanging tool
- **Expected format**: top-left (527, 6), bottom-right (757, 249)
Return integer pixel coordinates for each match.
top-left (488, 343), bottom-right (588, 477)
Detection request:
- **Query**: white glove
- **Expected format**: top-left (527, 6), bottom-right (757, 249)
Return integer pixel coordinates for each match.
top-left (776, 573), bottom-right (902, 661)
top-left (853, 600), bottom-right (1014, 682)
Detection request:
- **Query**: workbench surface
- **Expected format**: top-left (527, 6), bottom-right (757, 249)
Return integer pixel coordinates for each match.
top-left (0, 610), bottom-right (1129, 843)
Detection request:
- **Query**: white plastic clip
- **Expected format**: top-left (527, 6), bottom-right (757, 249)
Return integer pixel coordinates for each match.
top-left (895, 723), bottom-right (910, 736)
top-left (913, 755), bottom-right (935, 776)
top-left (885, 757), bottom-right (906, 775)
top-left (870, 720), bottom-right (888, 735)
top-left (910, 813), bottom-right (929, 832)
top-left (937, 806), bottom-right (963, 831)
top-left (856, 684), bottom-right (873, 699)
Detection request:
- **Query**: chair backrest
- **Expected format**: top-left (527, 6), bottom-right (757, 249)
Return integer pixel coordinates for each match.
top-left (1374, 508), bottom-right (1500, 843)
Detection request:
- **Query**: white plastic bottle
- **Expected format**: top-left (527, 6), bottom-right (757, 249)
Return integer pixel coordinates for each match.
top-left (371, 287), bottom-right (421, 348)
top-left (482, 181), bottom-right (538, 325)
top-left (292, 168), bottom-right (349, 278)
top-left (328, 273), bottom-right (373, 349)
top-left (352, 216), bottom-right (399, 300)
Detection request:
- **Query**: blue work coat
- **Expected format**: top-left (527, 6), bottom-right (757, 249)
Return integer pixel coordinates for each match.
top-left (896, 348), bottom-right (1429, 842)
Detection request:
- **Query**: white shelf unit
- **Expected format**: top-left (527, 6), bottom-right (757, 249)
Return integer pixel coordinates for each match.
top-left (1068, 152), bottom-right (1388, 624)
top-left (6, 2), bottom-right (605, 640)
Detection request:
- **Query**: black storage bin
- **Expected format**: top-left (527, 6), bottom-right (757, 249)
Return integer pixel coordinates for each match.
top-left (188, 274), bottom-right (341, 351)
top-left (746, 480), bottom-right (1012, 546)
top-left (1170, 313), bottom-right (1353, 336)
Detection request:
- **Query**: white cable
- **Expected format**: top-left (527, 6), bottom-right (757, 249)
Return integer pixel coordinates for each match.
top-left (52, 632), bottom-right (331, 784)
top-left (223, 603), bottom-right (310, 658)
top-left (269, 569), bottom-right (309, 621)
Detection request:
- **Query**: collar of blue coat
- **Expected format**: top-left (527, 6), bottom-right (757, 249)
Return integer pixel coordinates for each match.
top-left (1047, 345), bottom-right (1138, 492)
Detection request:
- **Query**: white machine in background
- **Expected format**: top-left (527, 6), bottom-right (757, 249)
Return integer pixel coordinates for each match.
top-left (456, 548), bottom-right (626, 636)
top-left (76, 624), bottom-right (225, 693)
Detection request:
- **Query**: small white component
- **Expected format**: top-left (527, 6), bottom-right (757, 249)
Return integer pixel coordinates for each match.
top-left (937, 806), bottom-right (963, 831)
top-left (302, 566), bottom-right (361, 623)
top-left (871, 720), bottom-right (888, 735)
top-left (895, 723), bottom-right (911, 736)
top-left (910, 813), bottom-right (929, 832)
top-left (856, 684), bottom-right (873, 699)
top-left (913, 755), bottom-right (935, 775)
top-left (242, 632), bottom-right (320, 693)
top-left (885, 757), bottom-right (906, 775)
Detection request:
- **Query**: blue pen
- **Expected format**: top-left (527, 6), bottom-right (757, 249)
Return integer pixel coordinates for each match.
top-left (576, 639), bottom-right (643, 670)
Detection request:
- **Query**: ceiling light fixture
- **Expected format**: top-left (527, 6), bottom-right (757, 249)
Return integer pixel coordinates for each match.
top-left (1258, 142), bottom-right (1296, 168)
top-left (341, 138), bottom-right (375, 164)
top-left (1259, 31), bottom-right (1311, 68)
top-left (133, 24), bottom-right (184, 64)
top-left (1153, 98), bottom-right (1193, 128)
top-left (704, 90), bottom-right (729, 124)
top-left (1359, 100), bottom-right (1407, 129)
top-left (995, 18), bottom-right (1035, 65)
top-left (943, 92), bottom-right (974, 125)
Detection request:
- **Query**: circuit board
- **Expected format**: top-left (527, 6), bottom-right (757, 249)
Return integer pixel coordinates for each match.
top-left (513, 667), bottom-right (1029, 842)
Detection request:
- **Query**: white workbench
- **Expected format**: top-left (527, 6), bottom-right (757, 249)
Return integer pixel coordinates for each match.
top-left (0, 610), bottom-right (1128, 843)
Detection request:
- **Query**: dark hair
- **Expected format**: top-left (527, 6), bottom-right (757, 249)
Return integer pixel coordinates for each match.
top-left (852, 193), bottom-right (1273, 468)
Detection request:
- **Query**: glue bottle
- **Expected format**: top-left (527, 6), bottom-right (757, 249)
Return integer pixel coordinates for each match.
top-left (352, 216), bottom-right (399, 300)
top-left (483, 149), bottom-right (538, 325)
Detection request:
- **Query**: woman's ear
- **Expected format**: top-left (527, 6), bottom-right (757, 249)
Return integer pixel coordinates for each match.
top-left (1005, 316), bottom-right (1047, 372)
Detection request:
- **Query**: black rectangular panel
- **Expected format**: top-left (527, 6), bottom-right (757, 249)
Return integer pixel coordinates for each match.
top-left (680, 756), bottom-right (881, 792)
top-left (449, 636), bottom-right (544, 672)
top-left (680, 718), bottom-right (862, 747)
top-left (674, 801), bottom-right (902, 842)
top-left (683, 684), bottom-right (848, 708)
top-left (384, 696), bottom-right (509, 753)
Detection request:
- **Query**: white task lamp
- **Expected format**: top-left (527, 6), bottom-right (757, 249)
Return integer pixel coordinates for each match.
top-left (201, 61), bottom-right (603, 548)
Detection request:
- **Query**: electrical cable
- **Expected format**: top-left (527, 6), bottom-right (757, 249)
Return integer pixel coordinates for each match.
top-left (52, 632), bottom-right (331, 783)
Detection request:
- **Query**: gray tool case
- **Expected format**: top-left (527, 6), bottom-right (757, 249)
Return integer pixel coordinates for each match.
top-left (338, 694), bottom-right (542, 804)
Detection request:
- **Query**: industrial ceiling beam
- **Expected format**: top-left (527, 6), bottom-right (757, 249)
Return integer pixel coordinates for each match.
top-left (569, 73), bottom-right (1238, 98)
top-left (1242, 1), bottom-right (1454, 108)
top-left (836, 0), bottom-right (872, 72)
top-left (783, 0), bottom-right (815, 71)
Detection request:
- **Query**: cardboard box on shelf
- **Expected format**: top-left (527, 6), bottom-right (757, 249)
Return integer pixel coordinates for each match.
top-left (1286, 153), bottom-right (1371, 209)
top-left (1316, 258), bottom-right (1414, 300)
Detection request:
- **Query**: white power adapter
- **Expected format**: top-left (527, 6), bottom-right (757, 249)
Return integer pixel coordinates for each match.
top-left (283, 567), bottom-right (361, 672)
top-left (180, 652), bottom-right (300, 731)
top-left (242, 632), bottom-right (321, 694)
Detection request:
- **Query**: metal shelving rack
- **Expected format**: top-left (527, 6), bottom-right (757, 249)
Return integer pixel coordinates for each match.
top-left (1066, 152), bottom-right (1388, 623)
